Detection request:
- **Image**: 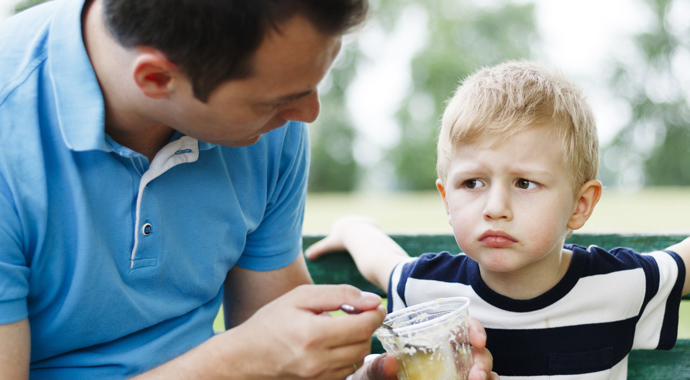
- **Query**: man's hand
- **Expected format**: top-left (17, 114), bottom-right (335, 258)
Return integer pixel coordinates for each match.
top-left (352, 317), bottom-right (499, 380)
top-left (228, 284), bottom-right (386, 380)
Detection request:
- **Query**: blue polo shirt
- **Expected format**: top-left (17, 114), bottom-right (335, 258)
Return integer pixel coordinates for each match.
top-left (0, 0), bottom-right (309, 378)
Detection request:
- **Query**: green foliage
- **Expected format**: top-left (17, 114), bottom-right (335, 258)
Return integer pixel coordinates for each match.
top-left (388, 0), bottom-right (539, 190)
top-left (601, 0), bottom-right (690, 187)
top-left (14, 0), bottom-right (46, 13)
top-left (308, 43), bottom-right (363, 192)
top-left (11, 0), bottom-right (541, 192)
top-left (310, 0), bottom-right (540, 192)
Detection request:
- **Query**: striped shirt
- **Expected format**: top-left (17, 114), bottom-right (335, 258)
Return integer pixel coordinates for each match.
top-left (389, 244), bottom-right (685, 379)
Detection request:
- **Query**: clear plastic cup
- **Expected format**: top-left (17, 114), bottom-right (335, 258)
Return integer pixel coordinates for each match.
top-left (375, 297), bottom-right (472, 380)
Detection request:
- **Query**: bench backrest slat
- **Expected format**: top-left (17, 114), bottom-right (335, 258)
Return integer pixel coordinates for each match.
top-left (304, 233), bottom-right (689, 378)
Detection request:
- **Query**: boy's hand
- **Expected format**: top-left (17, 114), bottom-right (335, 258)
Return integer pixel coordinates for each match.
top-left (305, 215), bottom-right (380, 260)
top-left (352, 353), bottom-right (397, 380)
top-left (352, 317), bottom-right (499, 380)
top-left (305, 215), bottom-right (408, 291)
top-left (467, 317), bottom-right (500, 380)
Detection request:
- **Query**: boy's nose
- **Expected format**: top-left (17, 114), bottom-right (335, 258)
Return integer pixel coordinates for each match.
top-left (278, 92), bottom-right (321, 123)
top-left (483, 185), bottom-right (513, 221)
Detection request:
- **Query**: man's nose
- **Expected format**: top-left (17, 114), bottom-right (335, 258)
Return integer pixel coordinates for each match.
top-left (483, 185), bottom-right (513, 221)
top-left (279, 92), bottom-right (321, 123)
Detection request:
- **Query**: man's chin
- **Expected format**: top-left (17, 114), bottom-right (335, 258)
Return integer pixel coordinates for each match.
top-left (221, 135), bottom-right (262, 148)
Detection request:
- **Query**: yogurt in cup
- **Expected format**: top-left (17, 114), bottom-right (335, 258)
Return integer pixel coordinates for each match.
top-left (375, 297), bottom-right (472, 380)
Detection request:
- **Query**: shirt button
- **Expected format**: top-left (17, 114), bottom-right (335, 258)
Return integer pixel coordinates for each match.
top-left (142, 223), bottom-right (153, 236)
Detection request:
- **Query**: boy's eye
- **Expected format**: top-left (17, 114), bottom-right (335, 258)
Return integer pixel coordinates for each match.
top-left (516, 179), bottom-right (537, 190)
top-left (463, 179), bottom-right (485, 189)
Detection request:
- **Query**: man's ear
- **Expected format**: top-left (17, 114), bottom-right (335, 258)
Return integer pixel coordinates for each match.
top-left (567, 179), bottom-right (603, 231)
top-left (436, 179), bottom-right (453, 226)
top-left (132, 48), bottom-right (179, 99)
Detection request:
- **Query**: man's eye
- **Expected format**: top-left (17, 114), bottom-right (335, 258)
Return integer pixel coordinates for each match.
top-left (260, 100), bottom-right (288, 110)
top-left (516, 179), bottom-right (537, 190)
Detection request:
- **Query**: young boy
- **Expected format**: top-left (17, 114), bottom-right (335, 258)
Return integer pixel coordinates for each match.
top-left (306, 61), bottom-right (690, 379)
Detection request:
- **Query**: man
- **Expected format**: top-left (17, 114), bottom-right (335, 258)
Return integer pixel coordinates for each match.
top-left (0, 0), bottom-right (494, 378)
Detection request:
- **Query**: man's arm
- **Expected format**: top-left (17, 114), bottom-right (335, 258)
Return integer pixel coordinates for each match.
top-left (666, 237), bottom-right (690, 295)
top-left (0, 318), bottom-right (30, 380)
top-left (132, 253), bottom-right (387, 380)
top-left (132, 283), bottom-right (386, 380)
top-left (305, 216), bottom-right (410, 291)
top-left (223, 253), bottom-right (313, 328)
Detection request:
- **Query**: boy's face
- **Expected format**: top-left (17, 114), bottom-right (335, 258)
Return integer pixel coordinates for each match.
top-left (437, 125), bottom-right (594, 282)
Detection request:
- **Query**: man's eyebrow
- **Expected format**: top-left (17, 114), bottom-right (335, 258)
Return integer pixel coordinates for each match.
top-left (272, 89), bottom-right (314, 103)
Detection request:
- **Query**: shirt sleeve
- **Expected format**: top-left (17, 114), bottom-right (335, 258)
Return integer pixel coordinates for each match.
top-left (235, 122), bottom-right (310, 271)
top-left (633, 249), bottom-right (685, 350)
top-left (387, 257), bottom-right (419, 313)
top-left (0, 173), bottom-right (30, 324)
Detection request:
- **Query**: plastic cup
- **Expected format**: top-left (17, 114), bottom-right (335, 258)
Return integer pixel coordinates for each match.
top-left (375, 297), bottom-right (472, 380)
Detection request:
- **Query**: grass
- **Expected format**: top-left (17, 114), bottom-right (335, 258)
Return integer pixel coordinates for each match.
top-left (303, 187), bottom-right (690, 235)
top-left (303, 187), bottom-right (690, 339)
top-left (216, 187), bottom-right (690, 337)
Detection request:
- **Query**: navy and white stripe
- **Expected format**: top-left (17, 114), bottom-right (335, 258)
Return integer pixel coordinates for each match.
top-left (388, 245), bottom-right (685, 379)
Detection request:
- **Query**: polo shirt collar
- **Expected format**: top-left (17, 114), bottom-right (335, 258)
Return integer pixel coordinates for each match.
top-left (48, 0), bottom-right (108, 152)
top-left (47, 0), bottom-right (219, 154)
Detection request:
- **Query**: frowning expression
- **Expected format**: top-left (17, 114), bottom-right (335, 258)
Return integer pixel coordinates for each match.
top-left (438, 125), bottom-right (580, 279)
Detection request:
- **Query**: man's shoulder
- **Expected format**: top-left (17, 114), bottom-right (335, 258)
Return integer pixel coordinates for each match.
top-left (0, 2), bottom-right (59, 95)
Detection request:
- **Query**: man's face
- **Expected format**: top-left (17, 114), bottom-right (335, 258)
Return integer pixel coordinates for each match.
top-left (164, 15), bottom-right (342, 147)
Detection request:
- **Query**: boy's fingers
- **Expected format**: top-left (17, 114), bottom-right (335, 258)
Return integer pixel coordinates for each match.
top-left (353, 353), bottom-right (398, 380)
top-left (468, 317), bottom-right (487, 349)
top-left (304, 236), bottom-right (344, 259)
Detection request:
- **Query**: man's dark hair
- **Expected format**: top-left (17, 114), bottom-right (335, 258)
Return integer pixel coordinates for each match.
top-left (102, 0), bottom-right (369, 102)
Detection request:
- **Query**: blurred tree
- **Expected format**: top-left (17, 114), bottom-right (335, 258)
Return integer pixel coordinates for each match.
top-left (307, 45), bottom-right (362, 192)
top-left (385, 0), bottom-right (539, 190)
top-left (11, 0), bottom-right (542, 193)
top-left (14, 0), bottom-right (46, 13)
top-left (311, 0), bottom-right (540, 192)
top-left (601, 0), bottom-right (690, 188)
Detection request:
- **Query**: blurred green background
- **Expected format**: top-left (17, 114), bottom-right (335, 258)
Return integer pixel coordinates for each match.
top-left (7, 0), bottom-right (689, 337)
top-left (9, 0), bottom-right (689, 192)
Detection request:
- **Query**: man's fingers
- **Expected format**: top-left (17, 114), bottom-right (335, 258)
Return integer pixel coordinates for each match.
top-left (316, 306), bottom-right (386, 348)
top-left (289, 284), bottom-right (383, 314)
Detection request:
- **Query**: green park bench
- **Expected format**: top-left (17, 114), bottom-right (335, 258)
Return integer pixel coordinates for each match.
top-left (303, 233), bottom-right (690, 380)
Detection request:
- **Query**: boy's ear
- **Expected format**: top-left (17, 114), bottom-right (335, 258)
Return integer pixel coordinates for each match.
top-left (132, 48), bottom-right (180, 99)
top-left (567, 179), bottom-right (602, 231)
top-left (436, 179), bottom-right (453, 226)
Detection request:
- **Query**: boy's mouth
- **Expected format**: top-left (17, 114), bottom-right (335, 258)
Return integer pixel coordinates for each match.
top-left (479, 230), bottom-right (518, 248)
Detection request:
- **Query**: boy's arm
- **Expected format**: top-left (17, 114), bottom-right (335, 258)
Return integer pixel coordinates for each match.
top-left (666, 237), bottom-right (690, 295)
top-left (305, 216), bottom-right (411, 291)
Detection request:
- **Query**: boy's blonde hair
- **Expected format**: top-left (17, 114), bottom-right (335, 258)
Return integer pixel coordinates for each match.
top-left (436, 61), bottom-right (599, 192)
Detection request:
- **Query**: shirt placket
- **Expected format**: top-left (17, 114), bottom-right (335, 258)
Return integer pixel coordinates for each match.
top-left (129, 136), bottom-right (200, 269)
